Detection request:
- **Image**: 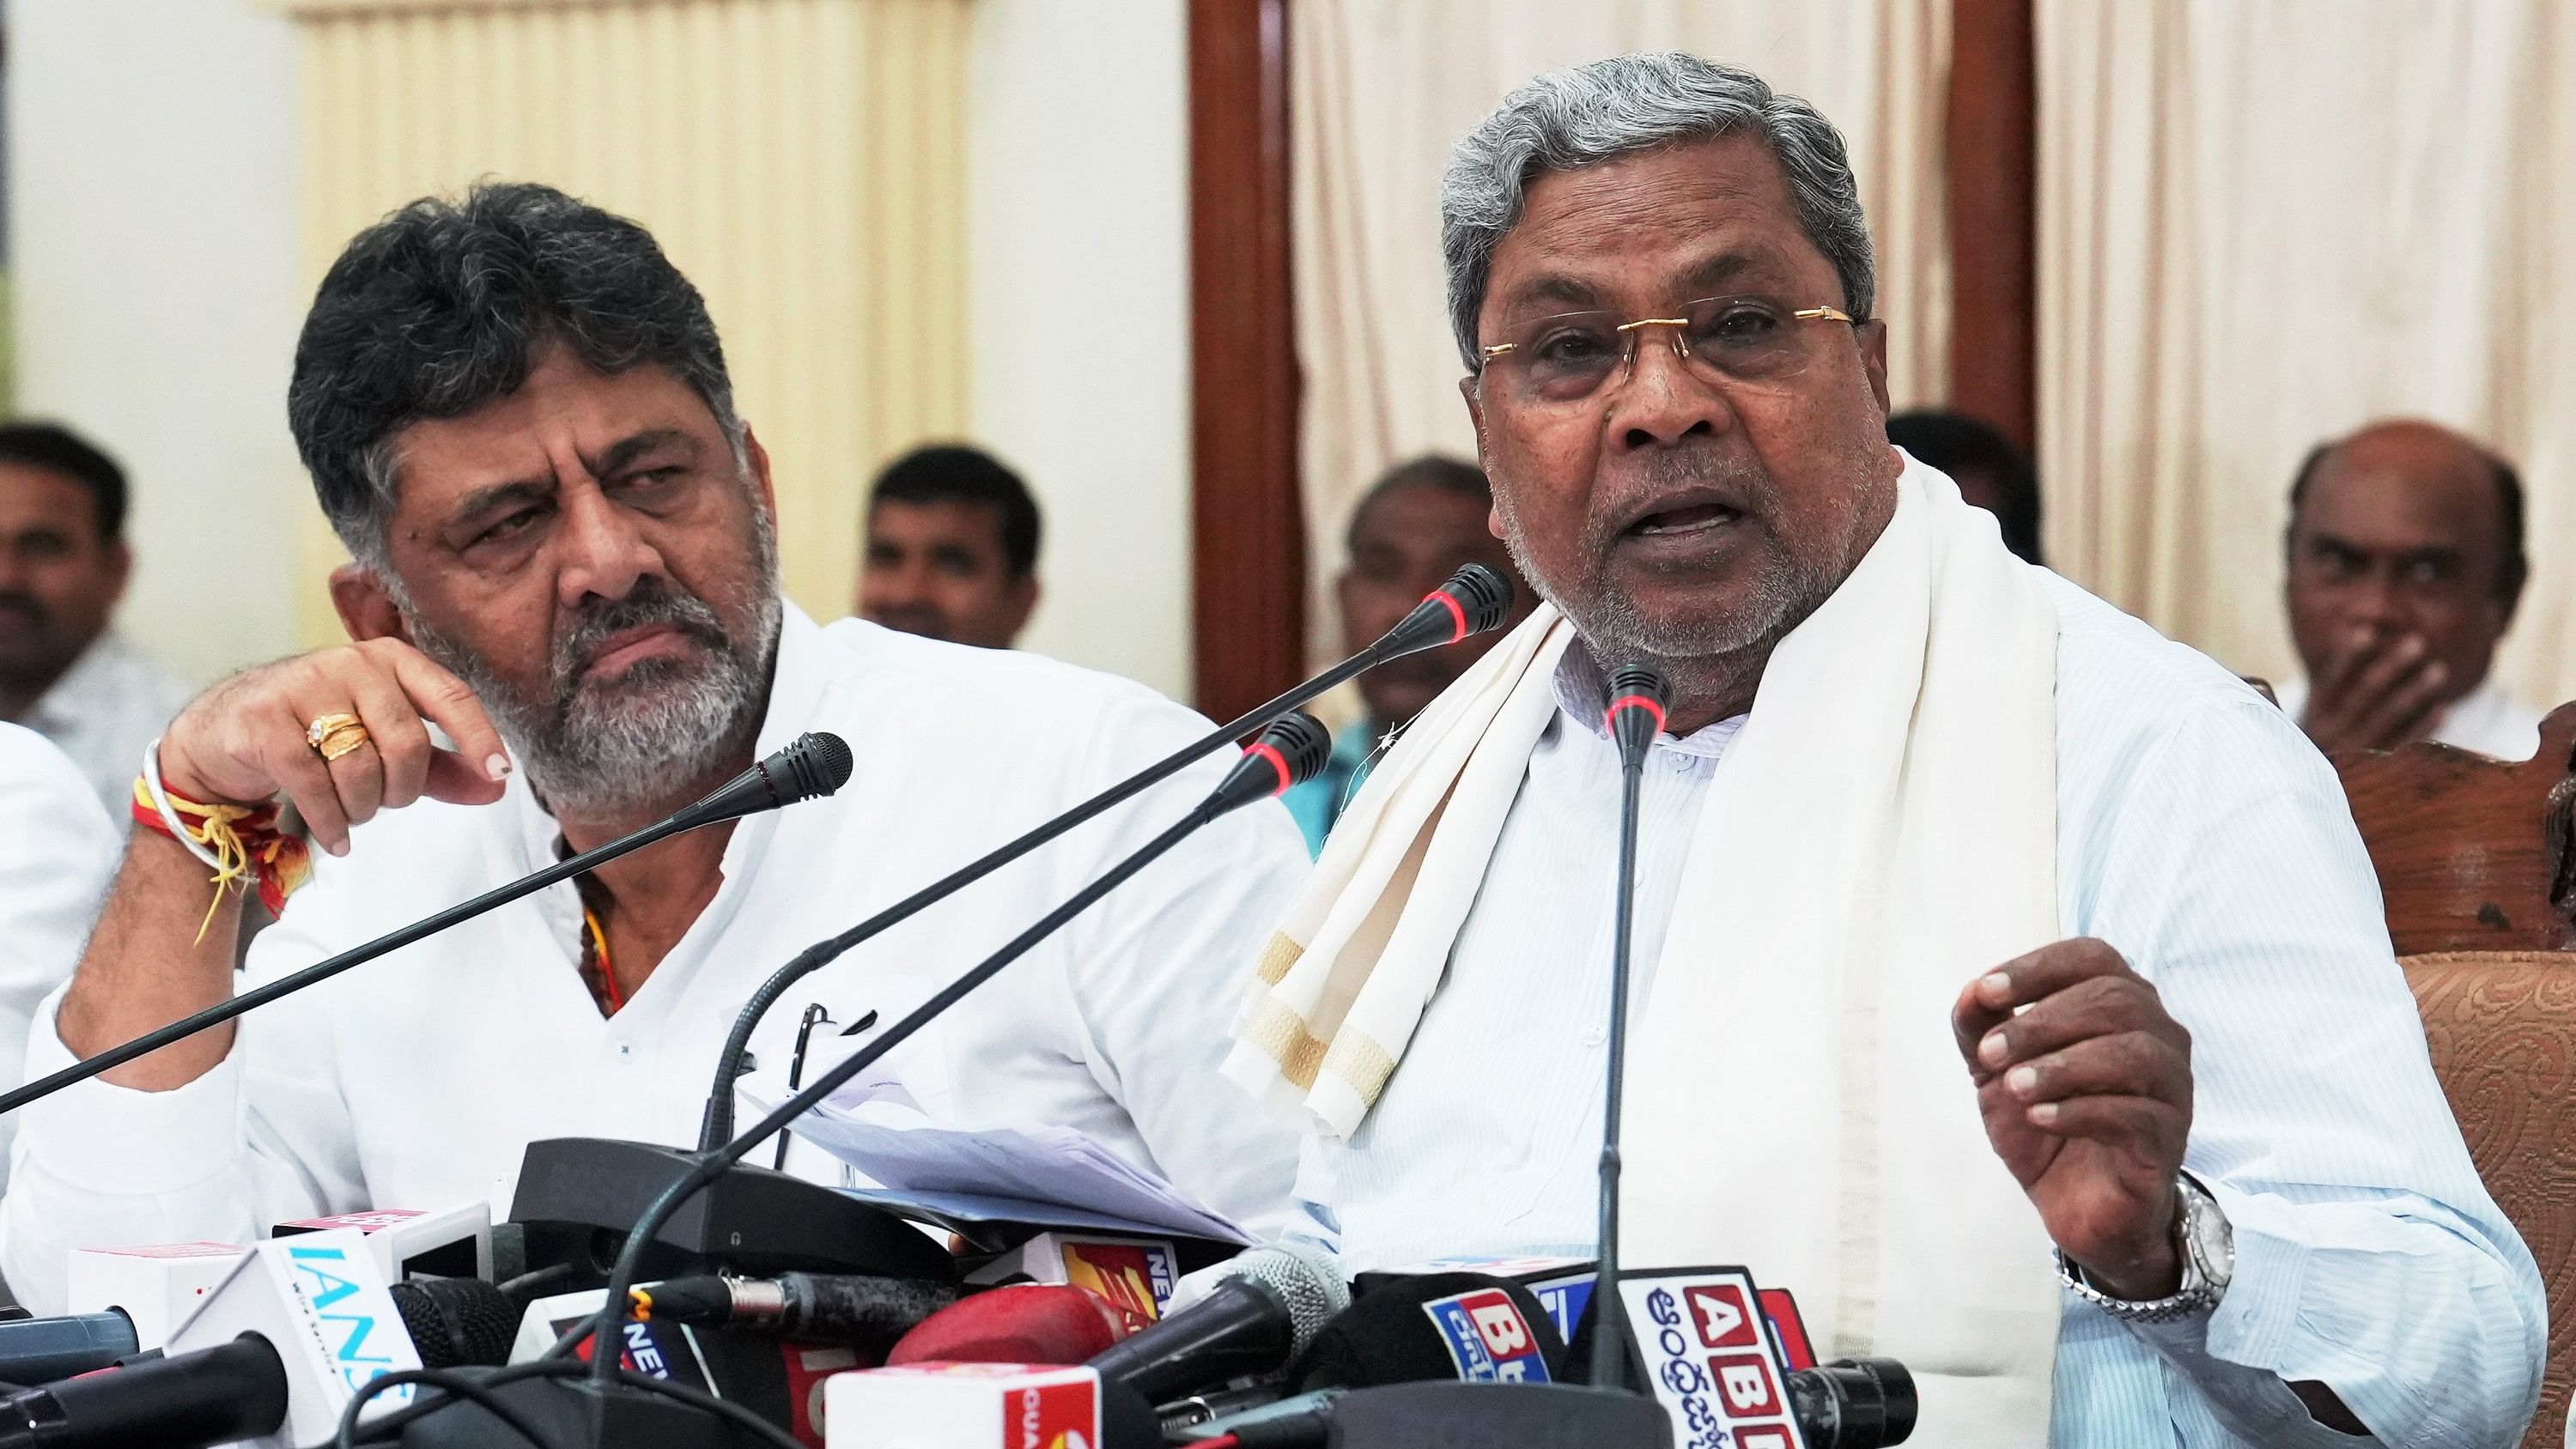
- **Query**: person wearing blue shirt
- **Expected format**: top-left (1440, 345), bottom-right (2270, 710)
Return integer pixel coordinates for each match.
top-left (1284, 457), bottom-right (1532, 855)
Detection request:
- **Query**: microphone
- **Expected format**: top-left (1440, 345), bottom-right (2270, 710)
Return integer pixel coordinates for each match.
top-left (388, 1277), bottom-right (519, 1371)
top-left (1288, 1273), bottom-right (1564, 1391)
top-left (883, 1284), bottom-right (1131, 1366)
top-left (0, 1334), bottom-right (289, 1449)
top-left (641, 1271), bottom-right (960, 1353)
top-left (1083, 1244), bottom-right (1348, 1404)
top-left (0, 1227), bottom-right (440, 1448)
top-left (696, 563), bottom-right (1517, 1149)
top-left (663, 730), bottom-right (854, 833)
top-left (0, 731), bottom-right (855, 1116)
top-left (0, 1312), bottom-right (139, 1388)
top-left (554, 715), bottom-right (1337, 1407)
top-left (1789, 1357), bottom-right (1919, 1449)
top-left (2, 1274), bottom-right (501, 1391)
top-left (1590, 664), bottom-right (1668, 1391)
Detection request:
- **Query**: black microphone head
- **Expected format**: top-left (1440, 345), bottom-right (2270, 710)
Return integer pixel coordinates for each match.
top-left (388, 1277), bottom-right (518, 1369)
top-left (1603, 665), bottom-right (1671, 766)
top-left (771, 731), bottom-right (855, 803)
top-left (1443, 563), bottom-right (1514, 634)
top-left (1289, 1272), bottom-right (1566, 1391)
top-left (1371, 564), bottom-right (1518, 661)
top-left (1261, 712), bottom-right (1334, 791)
top-left (1790, 1356), bottom-right (1919, 1448)
top-left (673, 731), bottom-right (855, 830)
top-left (1202, 712), bottom-right (1334, 816)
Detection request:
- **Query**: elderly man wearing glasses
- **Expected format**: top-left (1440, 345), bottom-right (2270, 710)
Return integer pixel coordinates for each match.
top-left (1221, 52), bottom-right (2538, 1447)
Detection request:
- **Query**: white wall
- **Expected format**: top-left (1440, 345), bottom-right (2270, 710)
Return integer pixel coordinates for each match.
top-left (966, 0), bottom-right (1194, 700)
top-left (5, 0), bottom-right (304, 686)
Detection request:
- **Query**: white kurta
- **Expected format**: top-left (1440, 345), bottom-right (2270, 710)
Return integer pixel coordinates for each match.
top-left (0, 725), bottom-right (118, 1199)
top-left (1287, 574), bottom-right (2540, 1448)
top-left (1, 608), bottom-right (1309, 1312)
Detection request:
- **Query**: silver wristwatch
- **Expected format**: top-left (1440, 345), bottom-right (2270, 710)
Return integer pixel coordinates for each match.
top-left (2057, 1172), bottom-right (2234, 1323)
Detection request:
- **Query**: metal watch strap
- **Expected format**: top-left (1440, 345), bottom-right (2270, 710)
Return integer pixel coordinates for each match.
top-left (2057, 1173), bottom-right (2232, 1323)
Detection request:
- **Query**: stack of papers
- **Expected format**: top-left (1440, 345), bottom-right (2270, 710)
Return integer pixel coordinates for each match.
top-left (744, 1087), bottom-right (1250, 1246)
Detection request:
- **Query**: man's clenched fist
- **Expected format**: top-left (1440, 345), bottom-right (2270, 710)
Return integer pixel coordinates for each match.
top-left (1950, 937), bottom-right (2194, 1300)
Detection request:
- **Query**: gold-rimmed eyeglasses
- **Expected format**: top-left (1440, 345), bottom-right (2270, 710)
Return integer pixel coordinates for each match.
top-left (1475, 294), bottom-right (1858, 403)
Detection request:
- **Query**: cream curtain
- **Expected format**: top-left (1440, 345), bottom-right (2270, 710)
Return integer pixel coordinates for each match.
top-left (1290, 0), bottom-right (1952, 666)
top-left (2038, 0), bottom-right (2576, 705)
top-left (285, 0), bottom-right (969, 646)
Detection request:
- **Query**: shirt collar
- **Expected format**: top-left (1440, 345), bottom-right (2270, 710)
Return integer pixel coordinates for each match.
top-left (1549, 639), bottom-right (1746, 761)
top-left (23, 632), bottom-right (135, 734)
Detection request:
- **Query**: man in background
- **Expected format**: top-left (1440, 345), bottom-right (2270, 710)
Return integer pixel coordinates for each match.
top-left (1886, 408), bottom-right (2042, 564)
top-left (2278, 418), bottom-right (2540, 759)
top-left (1283, 456), bottom-right (1532, 854)
top-left (855, 443), bottom-right (1042, 649)
top-left (0, 422), bottom-right (192, 810)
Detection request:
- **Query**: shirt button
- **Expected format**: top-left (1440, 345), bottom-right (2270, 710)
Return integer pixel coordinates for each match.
top-left (615, 1043), bottom-right (635, 1062)
top-left (1581, 1025), bottom-right (1606, 1048)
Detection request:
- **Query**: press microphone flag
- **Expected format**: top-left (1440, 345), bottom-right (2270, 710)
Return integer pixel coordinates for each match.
top-left (0, 1228), bottom-right (426, 1449)
top-left (0, 731), bottom-right (854, 1117)
top-left (697, 563), bottom-right (1517, 1148)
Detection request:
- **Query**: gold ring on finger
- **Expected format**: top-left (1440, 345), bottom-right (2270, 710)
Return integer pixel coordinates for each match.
top-left (306, 712), bottom-right (371, 762)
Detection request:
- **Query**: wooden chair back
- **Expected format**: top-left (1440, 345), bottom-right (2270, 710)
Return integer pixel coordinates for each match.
top-left (2331, 704), bottom-right (2576, 955)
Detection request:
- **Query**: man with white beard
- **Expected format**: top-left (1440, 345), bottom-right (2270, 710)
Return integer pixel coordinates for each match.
top-left (1226, 54), bottom-right (2539, 1448)
top-left (0, 183), bottom-right (1308, 1311)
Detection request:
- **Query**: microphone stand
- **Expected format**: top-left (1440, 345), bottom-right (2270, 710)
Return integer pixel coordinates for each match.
top-left (694, 563), bottom-right (1515, 1148)
top-left (1590, 667), bottom-right (1669, 1391)
top-left (0, 732), bottom-right (854, 1116)
top-left (559, 717), bottom-right (1333, 1404)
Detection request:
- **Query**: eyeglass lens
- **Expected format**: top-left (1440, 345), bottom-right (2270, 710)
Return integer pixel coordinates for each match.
top-left (1492, 296), bottom-right (1832, 402)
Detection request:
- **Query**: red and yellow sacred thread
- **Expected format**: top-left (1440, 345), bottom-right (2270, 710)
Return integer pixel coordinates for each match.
top-left (131, 777), bottom-right (313, 941)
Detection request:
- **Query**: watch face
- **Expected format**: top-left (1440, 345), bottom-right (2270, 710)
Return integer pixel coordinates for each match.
top-left (2183, 1185), bottom-right (2236, 1284)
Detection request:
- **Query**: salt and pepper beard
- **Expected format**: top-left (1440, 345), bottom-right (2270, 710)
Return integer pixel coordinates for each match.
top-left (1495, 446), bottom-right (1845, 668)
top-left (396, 505), bottom-right (785, 822)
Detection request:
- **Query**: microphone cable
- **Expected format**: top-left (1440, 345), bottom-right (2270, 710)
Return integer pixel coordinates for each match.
top-left (324, 1357), bottom-right (807, 1449)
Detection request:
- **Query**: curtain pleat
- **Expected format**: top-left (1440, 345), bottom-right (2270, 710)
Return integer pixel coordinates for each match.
top-left (2037, 0), bottom-right (2576, 705)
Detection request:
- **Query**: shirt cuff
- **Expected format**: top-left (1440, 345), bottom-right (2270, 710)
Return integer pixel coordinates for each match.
top-left (15, 985), bottom-right (243, 1196)
top-left (2146, 1177), bottom-right (2387, 1445)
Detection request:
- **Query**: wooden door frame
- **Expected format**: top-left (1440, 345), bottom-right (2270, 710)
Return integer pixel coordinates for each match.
top-left (1185, 0), bottom-right (1303, 723)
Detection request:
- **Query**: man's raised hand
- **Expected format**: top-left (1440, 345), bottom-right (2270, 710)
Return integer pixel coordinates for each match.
top-left (1950, 937), bottom-right (2194, 1300)
top-left (155, 637), bottom-right (513, 856)
top-left (2298, 628), bottom-right (2448, 755)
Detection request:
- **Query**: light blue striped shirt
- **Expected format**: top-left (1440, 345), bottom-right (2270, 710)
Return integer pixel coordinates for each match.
top-left (1288, 571), bottom-right (2543, 1446)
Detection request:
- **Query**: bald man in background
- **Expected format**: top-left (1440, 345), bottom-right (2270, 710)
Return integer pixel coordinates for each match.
top-left (2277, 419), bottom-right (2543, 760)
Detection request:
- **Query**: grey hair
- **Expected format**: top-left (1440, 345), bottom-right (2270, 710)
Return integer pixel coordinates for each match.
top-left (1442, 52), bottom-right (1876, 372)
top-left (289, 181), bottom-right (749, 573)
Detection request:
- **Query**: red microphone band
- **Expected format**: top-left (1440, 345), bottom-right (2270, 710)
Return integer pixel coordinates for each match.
top-left (1604, 694), bottom-right (1667, 735)
top-left (1427, 590), bottom-right (1469, 645)
top-left (1246, 742), bottom-right (1294, 797)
